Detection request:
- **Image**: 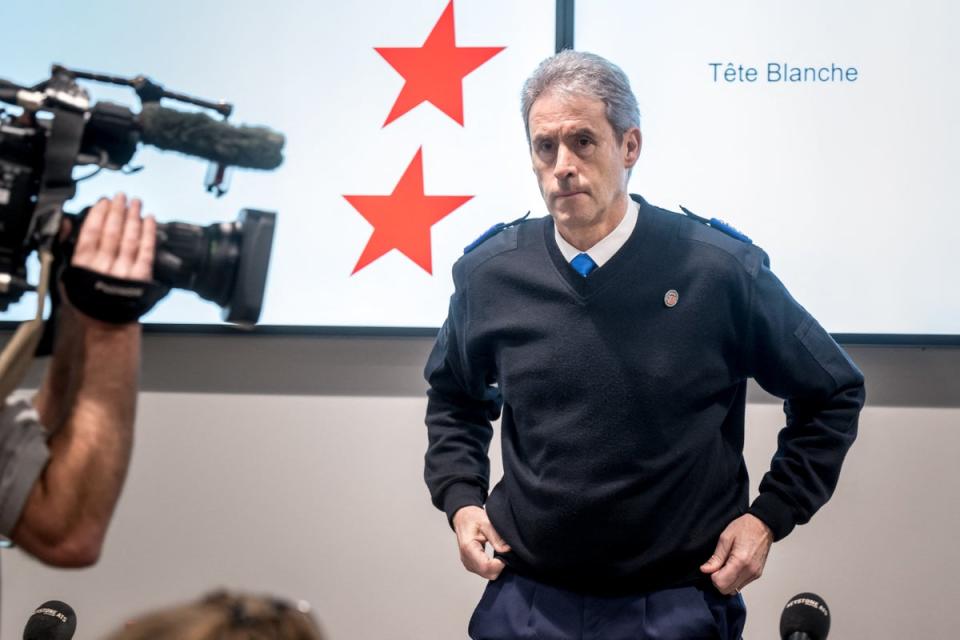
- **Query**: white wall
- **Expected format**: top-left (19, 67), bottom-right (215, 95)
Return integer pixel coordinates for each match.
top-left (2, 335), bottom-right (958, 639)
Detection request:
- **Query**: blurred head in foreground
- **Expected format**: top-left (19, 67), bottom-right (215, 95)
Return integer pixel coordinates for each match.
top-left (104, 590), bottom-right (325, 640)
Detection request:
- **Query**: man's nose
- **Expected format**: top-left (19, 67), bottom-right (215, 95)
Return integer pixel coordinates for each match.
top-left (553, 144), bottom-right (578, 181)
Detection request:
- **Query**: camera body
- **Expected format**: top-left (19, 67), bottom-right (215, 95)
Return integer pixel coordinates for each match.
top-left (0, 101), bottom-right (52, 304)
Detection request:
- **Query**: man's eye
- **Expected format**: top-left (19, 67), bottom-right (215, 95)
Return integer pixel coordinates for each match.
top-left (577, 137), bottom-right (592, 147)
top-left (538, 141), bottom-right (554, 153)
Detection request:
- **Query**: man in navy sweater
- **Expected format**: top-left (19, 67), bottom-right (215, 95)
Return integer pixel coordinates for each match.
top-left (424, 50), bottom-right (865, 639)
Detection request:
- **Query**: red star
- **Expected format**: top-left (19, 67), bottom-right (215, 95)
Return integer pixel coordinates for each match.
top-left (344, 147), bottom-right (472, 275)
top-left (376, 0), bottom-right (505, 126)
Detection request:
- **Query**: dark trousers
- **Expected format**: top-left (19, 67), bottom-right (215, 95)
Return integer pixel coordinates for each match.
top-left (469, 570), bottom-right (746, 640)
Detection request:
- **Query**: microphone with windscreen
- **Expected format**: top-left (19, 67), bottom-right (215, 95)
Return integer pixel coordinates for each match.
top-left (81, 101), bottom-right (285, 171)
top-left (779, 592), bottom-right (830, 640)
top-left (22, 600), bottom-right (76, 640)
top-left (138, 103), bottom-right (285, 170)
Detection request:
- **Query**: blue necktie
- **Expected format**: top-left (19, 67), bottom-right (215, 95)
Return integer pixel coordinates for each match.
top-left (570, 252), bottom-right (597, 277)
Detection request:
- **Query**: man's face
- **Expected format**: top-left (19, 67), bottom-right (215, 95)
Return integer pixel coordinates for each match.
top-left (528, 91), bottom-right (640, 234)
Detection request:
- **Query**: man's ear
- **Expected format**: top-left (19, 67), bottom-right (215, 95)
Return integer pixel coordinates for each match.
top-left (624, 128), bottom-right (642, 168)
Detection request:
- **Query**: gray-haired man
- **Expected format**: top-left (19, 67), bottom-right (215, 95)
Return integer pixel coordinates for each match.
top-left (425, 50), bottom-right (864, 639)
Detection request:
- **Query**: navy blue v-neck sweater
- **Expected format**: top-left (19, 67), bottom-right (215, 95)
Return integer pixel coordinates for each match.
top-left (424, 195), bottom-right (865, 595)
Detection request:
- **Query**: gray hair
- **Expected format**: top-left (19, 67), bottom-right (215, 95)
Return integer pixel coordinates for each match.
top-left (521, 50), bottom-right (641, 143)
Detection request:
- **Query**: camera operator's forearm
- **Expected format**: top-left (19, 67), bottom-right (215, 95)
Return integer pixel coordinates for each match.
top-left (13, 321), bottom-right (141, 567)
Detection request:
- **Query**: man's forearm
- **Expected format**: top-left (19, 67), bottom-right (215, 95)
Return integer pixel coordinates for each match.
top-left (12, 192), bottom-right (154, 566)
top-left (69, 319), bottom-right (141, 433)
top-left (14, 319), bottom-right (141, 565)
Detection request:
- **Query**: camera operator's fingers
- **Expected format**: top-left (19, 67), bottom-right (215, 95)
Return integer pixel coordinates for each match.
top-left (112, 198), bottom-right (143, 278)
top-left (72, 197), bottom-right (108, 269)
top-left (90, 192), bottom-right (128, 272)
top-left (130, 215), bottom-right (156, 281)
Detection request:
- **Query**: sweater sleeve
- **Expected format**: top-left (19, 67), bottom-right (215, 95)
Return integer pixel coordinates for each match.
top-left (423, 276), bottom-right (501, 526)
top-left (744, 255), bottom-right (866, 540)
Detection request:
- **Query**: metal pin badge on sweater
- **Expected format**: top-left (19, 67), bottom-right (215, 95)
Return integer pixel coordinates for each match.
top-left (664, 289), bottom-right (679, 308)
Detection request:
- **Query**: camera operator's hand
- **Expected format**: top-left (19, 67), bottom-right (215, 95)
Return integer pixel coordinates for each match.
top-left (72, 192), bottom-right (156, 284)
top-left (61, 192), bottom-right (163, 327)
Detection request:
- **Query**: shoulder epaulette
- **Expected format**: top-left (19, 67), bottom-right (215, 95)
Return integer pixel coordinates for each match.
top-left (679, 205), bottom-right (753, 244)
top-left (463, 211), bottom-right (531, 254)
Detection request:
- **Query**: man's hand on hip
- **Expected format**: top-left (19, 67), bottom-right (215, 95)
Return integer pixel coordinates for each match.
top-left (699, 513), bottom-right (773, 595)
top-left (452, 506), bottom-right (511, 580)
